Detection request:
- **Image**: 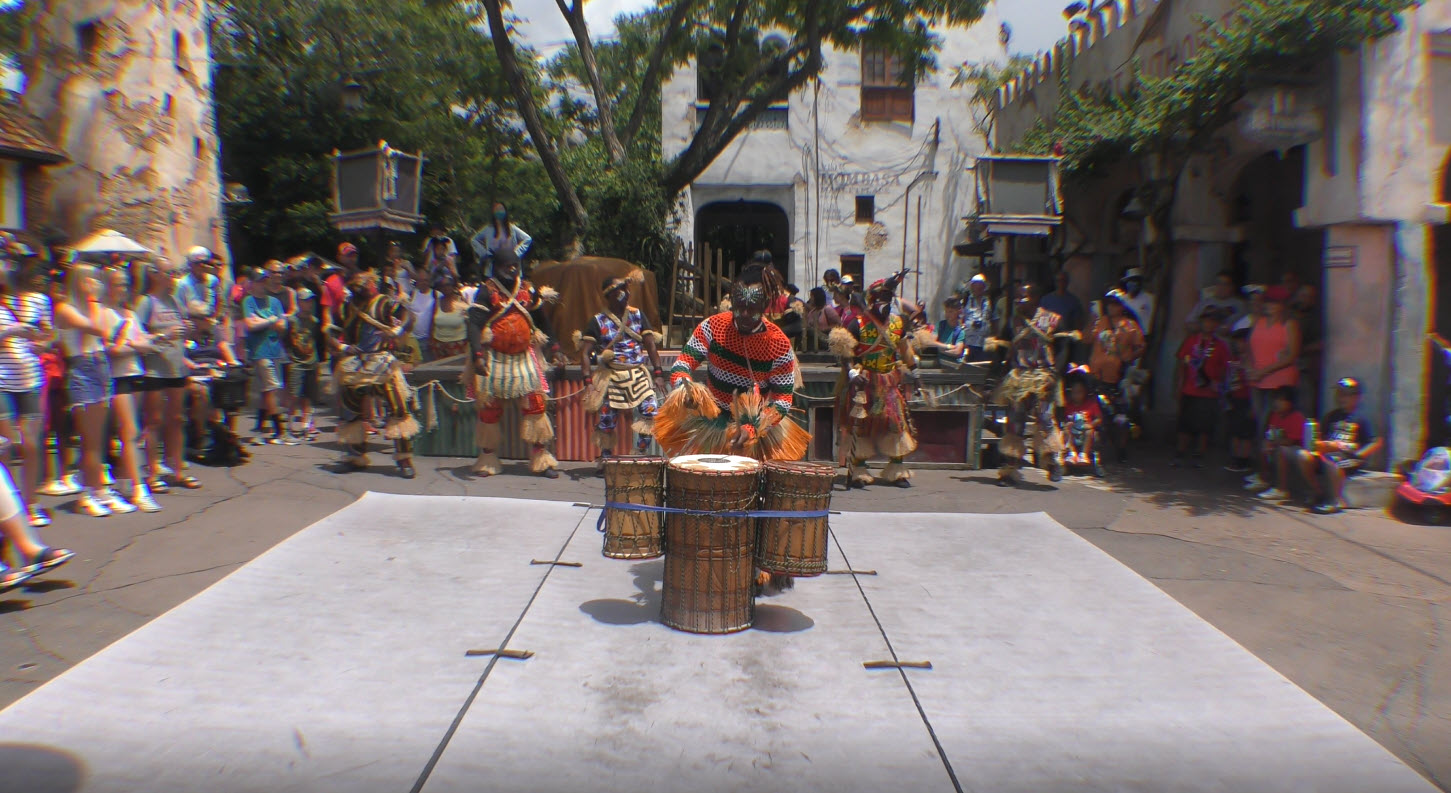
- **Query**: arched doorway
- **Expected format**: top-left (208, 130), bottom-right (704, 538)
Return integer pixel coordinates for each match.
top-left (1427, 151), bottom-right (1451, 445)
top-left (694, 201), bottom-right (790, 284)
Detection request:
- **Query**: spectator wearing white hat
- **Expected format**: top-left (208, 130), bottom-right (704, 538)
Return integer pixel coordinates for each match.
top-left (1116, 267), bottom-right (1156, 335)
top-left (176, 246), bottom-right (220, 321)
top-left (958, 273), bottom-right (997, 362)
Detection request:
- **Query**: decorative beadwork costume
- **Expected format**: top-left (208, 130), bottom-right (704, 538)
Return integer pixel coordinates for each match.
top-left (987, 286), bottom-right (1079, 485)
top-left (575, 273), bottom-right (663, 460)
top-left (335, 292), bottom-right (420, 476)
top-left (467, 268), bottom-right (558, 477)
top-left (828, 274), bottom-right (919, 487)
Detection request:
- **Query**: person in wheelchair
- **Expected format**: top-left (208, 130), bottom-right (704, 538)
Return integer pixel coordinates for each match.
top-left (1062, 368), bottom-right (1105, 476)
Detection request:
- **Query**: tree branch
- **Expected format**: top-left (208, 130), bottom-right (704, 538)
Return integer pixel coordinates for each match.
top-left (481, 0), bottom-right (588, 248)
top-left (622, 0), bottom-right (695, 148)
top-left (556, 0), bottom-right (626, 163)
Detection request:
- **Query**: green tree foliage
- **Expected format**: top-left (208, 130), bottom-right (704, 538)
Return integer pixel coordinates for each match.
top-left (1018, 0), bottom-right (1418, 179)
top-left (212, 0), bottom-right (510, 263)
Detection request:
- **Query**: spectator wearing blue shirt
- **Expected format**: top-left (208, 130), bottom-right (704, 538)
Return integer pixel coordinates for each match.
top-left (176, 246), bottom-right (220, 321)
top-left (1040, 269), bottom-right (1085, 368)
top-left (243, 262), bottom-right (291, 445)
top-left (957, 274), bottom-right (997, 362)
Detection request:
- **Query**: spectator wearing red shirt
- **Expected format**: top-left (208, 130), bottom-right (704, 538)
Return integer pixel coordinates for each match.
top-left (1251, 386), bottom-right (1305, 501)
top-left (1174, 309), bottom-right (1229, 466)
top-left (1061, 373), bottom-right (1103, 471)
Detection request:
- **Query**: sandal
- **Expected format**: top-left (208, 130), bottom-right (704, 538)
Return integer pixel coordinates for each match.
top-left (0, 564), bottom-right (32, 593)
top-left (148, 476), bottom-right (171, 494)
top-left (19, 547), bottom-right (74, 577)
top-left (173, 475), bottom-right (203, 490)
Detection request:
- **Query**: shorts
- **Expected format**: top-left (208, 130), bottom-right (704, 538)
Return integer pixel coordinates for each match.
top-left (113, 375), bottom-right (146, 395)
top-left (67, 353), bottom-right (114, 408)
top-left (1177, 395), bottom-right (1219, 436)
top-left (254, 358), bottom-right (285, 394)
top-left (1225, 397), bottom-right (1255, 441)
top-left (140, 376), bottom-right (189, 392)
top-left (0, 389), bottom-right (44, 422)
top-left (1318, 451), bottom-right (1366, 474)
top-left (286, 363), bottom-right (320, 402)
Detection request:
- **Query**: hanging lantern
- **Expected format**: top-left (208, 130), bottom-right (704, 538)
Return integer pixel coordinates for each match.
top-left (328, 140), bottom-right (426, 233)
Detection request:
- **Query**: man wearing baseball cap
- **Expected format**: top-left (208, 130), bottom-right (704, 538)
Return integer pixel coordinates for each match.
top-left (1297, 376), bottom-right (1381, 514)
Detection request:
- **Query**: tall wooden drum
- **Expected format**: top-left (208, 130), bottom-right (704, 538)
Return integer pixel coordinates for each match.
top-left (756, 461), bottom-right (835, 577)
top-left (660, 454), bottom-right (761, 634)
top-left (602, 457), bottom-right (666, 559)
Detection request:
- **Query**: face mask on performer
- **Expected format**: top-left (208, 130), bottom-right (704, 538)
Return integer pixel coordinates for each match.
top-left (493, 248), bottom-right (521, 283)
top-left (731, 284), bottom-right (768, 335)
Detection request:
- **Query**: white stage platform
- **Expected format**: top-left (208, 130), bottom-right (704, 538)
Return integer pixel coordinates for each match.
top-left (0, 494), bottom-right (1435, 793)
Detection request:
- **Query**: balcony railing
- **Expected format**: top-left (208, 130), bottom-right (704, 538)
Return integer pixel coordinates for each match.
top-left (692, 102), bottom-right (789, 132)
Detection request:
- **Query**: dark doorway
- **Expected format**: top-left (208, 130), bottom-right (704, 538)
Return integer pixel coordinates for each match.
top-left (1428, 153), bottom-right (1451, 446)
top-left (695, 201), bottom-right (790, 284)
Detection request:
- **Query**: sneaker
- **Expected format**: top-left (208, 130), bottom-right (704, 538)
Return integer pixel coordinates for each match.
top-left (77, 491), bottom-right (113, 518)
top-left (282, 434), bottom-right (302, 446)
top-left (26, 504), bottom-right (51, 528)
top-left (98, 488), bottom-right (138, 514)
top-left (266, 435), bottom-right (287, 445)
top-left (1311, 502), bottom-right (1342, 515)
top-left (1224, 461), bottom-right (1251, 473)
top-left (1242, 475), bottom-right (1268, 491)
top-left (131, 487), bottom-right (162, 513)
top-left (39, 473), bottom-right (82, 497)
top-left (1257, 487), bottom-right (1290, 502)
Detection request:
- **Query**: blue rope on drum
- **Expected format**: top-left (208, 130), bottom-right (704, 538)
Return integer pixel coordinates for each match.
top-left (596, 502), bottom-right (831, 532)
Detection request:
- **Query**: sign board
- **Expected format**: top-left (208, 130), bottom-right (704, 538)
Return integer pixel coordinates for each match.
top-left (328, 141), bottom-right (426, 233)
top-left (972, 155), bottom-right (1063, 238)
top-left (1240, 87), bottom-right (1324, 150)
top-left (1324, 245), bottom-right (1356, 269)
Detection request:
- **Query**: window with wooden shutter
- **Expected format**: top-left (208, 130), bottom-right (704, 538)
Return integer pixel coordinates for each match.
top-left (860, 46), bottom-right (914, 124)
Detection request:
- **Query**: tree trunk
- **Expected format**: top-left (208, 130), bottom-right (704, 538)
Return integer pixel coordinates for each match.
top-left (481, 0), bottom-right (588, 249)
top-left (556, 0), bottom-right (626, 164)
top-left (622, 0), bottom-right (696, 148)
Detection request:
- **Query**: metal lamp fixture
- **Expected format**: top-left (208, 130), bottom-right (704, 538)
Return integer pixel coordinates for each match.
top-left (341, 80), bottom-right (365, 111)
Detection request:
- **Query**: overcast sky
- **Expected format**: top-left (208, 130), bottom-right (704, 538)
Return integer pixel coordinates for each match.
top-left (510, 0), bottom-right (1071, 58)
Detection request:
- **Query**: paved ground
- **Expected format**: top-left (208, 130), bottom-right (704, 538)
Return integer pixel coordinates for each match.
top-left (2, 429), bottom-right (1448, 789)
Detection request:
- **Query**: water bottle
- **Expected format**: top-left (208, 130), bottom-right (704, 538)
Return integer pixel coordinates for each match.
top-left (1304, 420), bottom-right (1318, 451)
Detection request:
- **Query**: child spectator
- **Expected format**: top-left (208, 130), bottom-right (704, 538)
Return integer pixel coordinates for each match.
top-left (1297, 377), bottom-right (1382, 514)
top-left (243, 265), bottom-right (291, 445)
top-left (1173, 309), bottom-right (1229, 467)
top-left (1225, 326), bottom-right (1258, 476)
top-left (286, 288), bottom-right (322, 440)
top-left (1251, 386), bottom-right (1305, 502)
top-left (1062, 370), bottom-right (1103, 473)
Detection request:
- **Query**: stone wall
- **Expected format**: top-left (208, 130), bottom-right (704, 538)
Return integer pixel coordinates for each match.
top-left (21, 0), bottom-right (225, 262)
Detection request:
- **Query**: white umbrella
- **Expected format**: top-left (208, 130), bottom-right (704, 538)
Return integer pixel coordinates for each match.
top-left (71, 229), bottom-right (152, 256)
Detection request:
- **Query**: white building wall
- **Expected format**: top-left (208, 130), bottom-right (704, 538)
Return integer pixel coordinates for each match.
top-left (662, 2), bottom-right (1007, 305)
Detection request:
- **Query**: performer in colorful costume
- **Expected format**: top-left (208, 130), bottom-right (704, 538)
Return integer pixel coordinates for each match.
top-left (986, 282), bottom-right (1081, 486)
top-left (331, 272), bottom-right (421, 478)
top-left (656, 264), bottom-right (809, 462)
top-left (575, 271), bottom-right (666, 465)
top-left (658, 264), bottom-right (810, 594)
top-left (464, 248), bottom-right (560, 479)
top-left (828, 271), bottom-right (920, 488)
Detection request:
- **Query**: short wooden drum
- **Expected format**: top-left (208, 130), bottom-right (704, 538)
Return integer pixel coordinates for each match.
top-left (756, 461), bottom-right (834, 577)
top-left (601, 457), bottom-right (666, 559)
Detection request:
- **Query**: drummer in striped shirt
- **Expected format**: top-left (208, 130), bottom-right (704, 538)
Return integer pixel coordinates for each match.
top-left (659, 264), bottom-right (807, 463)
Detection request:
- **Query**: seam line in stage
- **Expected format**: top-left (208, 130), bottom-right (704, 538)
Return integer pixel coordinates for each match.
top-left (830, 526), bottom-right (965, 793)
top-left (407, 505), bottom-right (593, 793)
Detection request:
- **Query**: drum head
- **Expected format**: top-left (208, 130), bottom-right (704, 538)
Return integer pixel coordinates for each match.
top-left (669, 454), bottom-right (761, 473)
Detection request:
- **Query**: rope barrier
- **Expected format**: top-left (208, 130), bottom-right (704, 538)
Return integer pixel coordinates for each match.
top-left (595, 501), bottom-right (831, 532)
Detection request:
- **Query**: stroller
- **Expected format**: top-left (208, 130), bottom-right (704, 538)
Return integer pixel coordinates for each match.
top-left (1061, 367), bottom-right (1106, 478)
top-left (1395, 447), bottom-right (1451, 525)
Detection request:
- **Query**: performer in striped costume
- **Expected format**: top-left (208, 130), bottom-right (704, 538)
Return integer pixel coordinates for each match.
top-left (464, 248), bottom-right (560, 478)
top-left (656, 264), bottom-right (808, 462)
top-left (575, 271), bottom-right (665, 466)
top-left (828, 271), bottom-right (919, 488)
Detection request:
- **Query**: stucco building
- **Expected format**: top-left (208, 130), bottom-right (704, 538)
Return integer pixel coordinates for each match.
top-left (661, 2), bottom-right (1008, 307)
top-left (20, 0), bottom-right (225, 261)
top-left (993, 0), bottom-right (1451, 465)
top-left (0, 98), bottom-right (67, 235)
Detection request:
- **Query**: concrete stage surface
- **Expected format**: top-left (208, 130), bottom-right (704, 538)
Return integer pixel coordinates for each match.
top-left (0, 494), bottom-right (1435, 793)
